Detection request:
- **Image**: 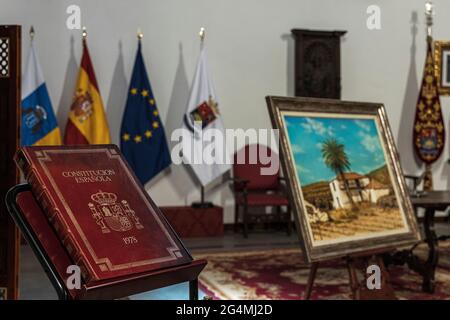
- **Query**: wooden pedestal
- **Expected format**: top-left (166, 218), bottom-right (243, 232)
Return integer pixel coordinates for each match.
top-left (161, 206), bottom-right (224, 238)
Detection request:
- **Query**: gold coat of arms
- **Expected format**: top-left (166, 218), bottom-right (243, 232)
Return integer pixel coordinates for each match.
top-left (88, 190), bottom-right (144, 233)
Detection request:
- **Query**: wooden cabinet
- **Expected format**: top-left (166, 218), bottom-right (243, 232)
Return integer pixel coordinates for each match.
top-left (291, 29), bottom-right (346, 99)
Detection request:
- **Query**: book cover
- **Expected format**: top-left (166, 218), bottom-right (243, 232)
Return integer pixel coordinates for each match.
top-left (15, 145), bottom-right (192, 284)
top-left (16, 190), bottom-right (79, 299)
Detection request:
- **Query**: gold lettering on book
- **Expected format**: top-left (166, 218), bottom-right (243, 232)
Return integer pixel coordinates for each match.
top-left (88, 190), bottom-right (144, 233)
top-left (75, 176), bottom-right (112, 183)
top-left (62, 169), bottom-right (115, 183)
top-left (122, 236), bottom-right (138, 245)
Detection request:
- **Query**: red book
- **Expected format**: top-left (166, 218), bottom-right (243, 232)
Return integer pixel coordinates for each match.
top-left (15, 145), bottom-right (192, 285)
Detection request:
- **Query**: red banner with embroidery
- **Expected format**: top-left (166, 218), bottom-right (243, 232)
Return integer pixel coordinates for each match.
top-left (413, 37), bottom-right (445, 165)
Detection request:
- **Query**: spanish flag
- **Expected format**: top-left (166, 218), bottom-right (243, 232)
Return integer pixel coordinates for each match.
top-left (64, 38), bottom-right (111, 145)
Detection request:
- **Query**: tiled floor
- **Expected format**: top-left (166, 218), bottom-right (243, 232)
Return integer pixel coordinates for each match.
top-left (19, 225), bottom-right (450, 299)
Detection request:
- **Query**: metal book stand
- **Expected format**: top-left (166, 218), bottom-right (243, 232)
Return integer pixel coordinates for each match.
top-left (5, 183), bottom-right (206, 300)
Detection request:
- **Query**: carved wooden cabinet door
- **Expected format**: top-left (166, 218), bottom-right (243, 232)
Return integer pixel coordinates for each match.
top-left (0, 25), bottom-right (21, 300)
top-left (291, 29), bottom-right (346, 99)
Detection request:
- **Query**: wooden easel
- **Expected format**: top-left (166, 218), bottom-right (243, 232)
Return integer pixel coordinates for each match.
top-left (304, 249), bottom-right (397, 300)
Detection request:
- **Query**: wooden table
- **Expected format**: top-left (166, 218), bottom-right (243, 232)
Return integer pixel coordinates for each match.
top-left (386, 191), bottom-right (450, 293)
top-left (412, 191), bottom-right (450, 292)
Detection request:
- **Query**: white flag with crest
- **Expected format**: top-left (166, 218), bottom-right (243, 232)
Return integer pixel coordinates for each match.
top-left (181, 45), bottom-right (230, 186)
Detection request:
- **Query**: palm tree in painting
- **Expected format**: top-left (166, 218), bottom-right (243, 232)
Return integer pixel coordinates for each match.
top-left (321, 138), bottom-right (355, 208)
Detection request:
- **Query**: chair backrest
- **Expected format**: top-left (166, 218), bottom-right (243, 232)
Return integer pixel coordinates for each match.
top-left (233, 144), bottom-right (280, 191)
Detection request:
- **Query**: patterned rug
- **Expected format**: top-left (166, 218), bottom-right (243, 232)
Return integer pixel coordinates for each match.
top-left (195, 243), bottom-right (450, 300)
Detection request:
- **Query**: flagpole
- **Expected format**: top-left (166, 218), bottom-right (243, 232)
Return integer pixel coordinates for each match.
top-left (199, 27), bottom-right (205, 45)
top-left (424, 2), bottom-right (434, 191)
top-left (192, 27), bottom-right (214, 209)
top-left (29, 25), bottom-right (35, 41)
top-left (199, 27), bottom-right (205, 207)
top-left (137, 27), bottom-right (143, 41)
top-left (425, 2), bottom-right (433, 38)
top-left (82, 26), bottom-right (87, 42)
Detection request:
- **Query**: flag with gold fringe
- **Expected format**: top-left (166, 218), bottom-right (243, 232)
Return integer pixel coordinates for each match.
top-left (64, 36), bottom-right (111, 145)
top-left (413, 36), bottom-right (445, 190)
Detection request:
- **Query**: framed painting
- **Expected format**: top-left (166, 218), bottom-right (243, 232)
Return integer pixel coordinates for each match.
top-left (266, 96), bottom-right (421, 262)
top-left (434, 40), bottom-right (450, 95)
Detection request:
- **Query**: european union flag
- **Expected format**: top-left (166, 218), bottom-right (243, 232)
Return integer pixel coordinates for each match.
top-left (120, 40), bottom-right (171, 184)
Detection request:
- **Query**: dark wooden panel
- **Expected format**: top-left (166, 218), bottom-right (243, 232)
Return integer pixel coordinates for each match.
top-left (291, 29), bottom-right (346, 99)
top-left (0, 25), bottom-right (21, 300)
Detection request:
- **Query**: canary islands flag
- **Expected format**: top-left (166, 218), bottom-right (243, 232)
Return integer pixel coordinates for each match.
top-left (21, 39), bottom-right (61, 146)
top-left (64, 38), bottom-right (111, 145)
top-left (120, 40), bottom-right (171, 184)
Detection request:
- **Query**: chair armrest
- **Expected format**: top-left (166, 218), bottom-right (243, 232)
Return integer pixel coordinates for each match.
top-left (228, 177), bottom-right (250, 194)
top-left (228, 177), bottom-right (250, 185)
top-left (277, 177), bottom-right (288, 193)
top-left (404, 174), bottom-right (421, 190)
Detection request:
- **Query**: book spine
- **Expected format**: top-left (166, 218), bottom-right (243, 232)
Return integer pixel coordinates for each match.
top-left (15, 150), bottom-right (97, 283)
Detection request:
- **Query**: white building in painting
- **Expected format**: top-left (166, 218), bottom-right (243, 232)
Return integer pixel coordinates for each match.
top-left (329, 172), bottom-right (390, 209)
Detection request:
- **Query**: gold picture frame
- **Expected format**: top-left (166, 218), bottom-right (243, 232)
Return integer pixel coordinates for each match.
top-left (434, 40), bottom-right (450, 95)
top-left (266, 96), bottom-right (421, 262)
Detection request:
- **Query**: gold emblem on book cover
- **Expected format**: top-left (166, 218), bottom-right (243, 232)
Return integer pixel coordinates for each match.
top-left (88, 190), bottom-right (144, 233)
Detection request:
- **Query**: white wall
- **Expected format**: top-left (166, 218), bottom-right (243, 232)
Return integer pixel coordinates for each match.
top-left (2, 0), bottom-right (450, 222)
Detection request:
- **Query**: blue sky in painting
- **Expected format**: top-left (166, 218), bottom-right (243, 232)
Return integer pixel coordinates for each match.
top-left (283, 115), bottom-right (386, 186)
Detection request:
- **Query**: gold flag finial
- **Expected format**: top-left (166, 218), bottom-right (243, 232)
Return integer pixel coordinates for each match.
top-left (137, 27), bottom-right (143, 41)
top-left (29, 25), bottom-right (35, 40)
top-left (199, 27), bottom-right (206, 43)
top-left (82, 26), bottom-right (87, 39)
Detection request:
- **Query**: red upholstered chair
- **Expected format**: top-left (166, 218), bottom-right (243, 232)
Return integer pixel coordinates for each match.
top-left (230, 144), bottom-right (291, 238)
